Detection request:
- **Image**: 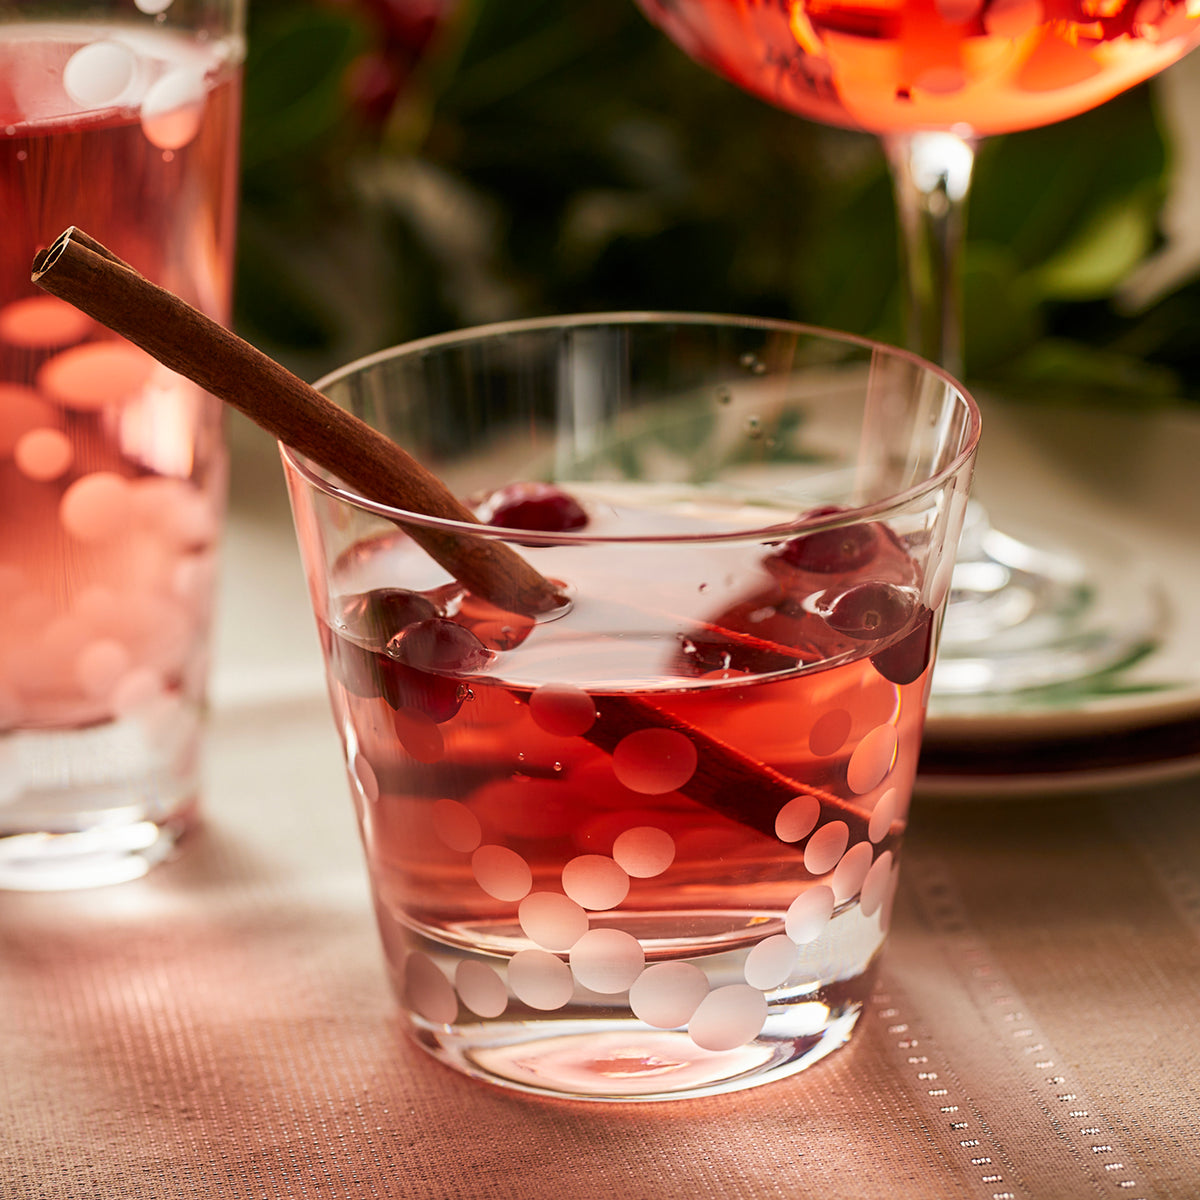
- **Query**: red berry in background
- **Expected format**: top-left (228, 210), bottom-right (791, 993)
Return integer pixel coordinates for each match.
top-left (329, 0), bottom-right (457, 127)
top-left (819, 582), bottom-right (917, 640)
top-left (479, 482), bottom-right (589, 536)
top-left (344, 50), bottom-right (405, 126)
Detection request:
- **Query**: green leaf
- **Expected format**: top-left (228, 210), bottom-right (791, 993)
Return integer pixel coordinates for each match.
top-left (241, 9), bottom-right (365, 171)
top-left (970, 85), bottom-right (1167, 272)
top-left (997, 337), bottom-right (1180, 404)
top-left (962, 243), bottom-right (1041, 375)
top-left (1030, 187), bottom-right (1159, 301)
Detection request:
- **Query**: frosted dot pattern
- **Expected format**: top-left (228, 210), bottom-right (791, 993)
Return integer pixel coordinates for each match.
top-left (371, 593), bottom-right (921, 1057)
top-left (612, 826), bottom-right (674, 878)
top-left (804, 820), bottom-right (849, 876)
top-left (689, 985), bottom-right (768, 1052)
top-left (847, 723), bottom-right (898, 795)
top-left (869, 787), bottom-right (899, 843)
top-left (76, 640), bottom-right (131, 699)
top-left (406, 953), bottom-right (458, 1025)
top-left (63, 41), bottom-right (139, 108)
top-left (612, 728), bottom-right (697, 794)
top-left (0, 297), bottom-right (91, 349)
top-left (861, 850), bottom-right (895, 918)
top-left (141, 69), bottom-right (207, 150)
top-left (528, 682), bottom-right (596, 736)
top-left (392, 708), bottom-right (444, 763)
top-left (519, 892), bottom-right (588, 951)
top-left (561, 854), bottom-right (630, 910)
top-left (454, 961), bottom-right (508, 1018)
top-left (775, 794), bottom-right (820, 843)
top-left (60, 473), bottom-right (132, 542)
top-left (14, 429), bottom-right (72, 481)
top-left (432, 798), bottom-right (481, 853)
top-left (744, 934), bottom-right (798, 990)
top-left (569, 929), bottom-right (645, 994)
top-left (38, 342), bottom-right (154, 410)
top-left (471, 845), bottom-right (533, 902)
top-left (832, 840), bottom-right (874, 901)
top-left (809, 707), bottom-right (851, 756)
top-left (509, 949), bottom-right (574, 1010)
top-left (629, 963), bottom-right (709, 1029)
top-left (786, 886), bottom-right (836, 944)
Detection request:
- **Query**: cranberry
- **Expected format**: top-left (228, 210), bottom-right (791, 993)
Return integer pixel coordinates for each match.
top-left (330, 638), bottom-right (385, 701)
top-left (328, 588), bottom-right (440, 702)
top-left (339, 588), bottom-right (439, 647)
top-left (480, 482), bottom-right (588, 536)
top-left (871, 608), bottom-right (934, 685)
top-left (364, 618), bottom-right (492, 723)
top-left (389, 617), bottom-right (493, 675)
top-left (776, 506), bottom-right (880, 574)
top-left (819, 582), bottom-right (917, 641)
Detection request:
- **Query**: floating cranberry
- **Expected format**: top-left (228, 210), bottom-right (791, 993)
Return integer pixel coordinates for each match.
top-left (776, 506), bottom-right (880, 574)
top-left (819, 582), bottom-right (917, 641)
top-left (373, 618), bottom-right (493, 723)
top-left (390, 617), bottom-right (493, 675)
top-left (328, 588), bottom-right (440, 703)
top-left (381, 662), bottom-right (463, 723)
top-left (339, 587), bottom-right (439, 647)
top-left (871, 607), bottom-right (934, 685)
top-left (327, 637), bottom-right (379, 700)
top-left (480, 482), bottom-right (588, 535)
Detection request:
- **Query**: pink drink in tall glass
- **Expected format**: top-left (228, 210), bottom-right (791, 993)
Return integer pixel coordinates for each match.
top-left (0, 18), bottom-right (242, 888)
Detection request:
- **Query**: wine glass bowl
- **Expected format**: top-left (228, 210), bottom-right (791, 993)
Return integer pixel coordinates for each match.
top-left (635, 0), bottom-right (1200, 137)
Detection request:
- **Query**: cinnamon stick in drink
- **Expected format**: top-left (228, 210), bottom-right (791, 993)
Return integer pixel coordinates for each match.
top-left (32, 227), bottom-right (565, 618)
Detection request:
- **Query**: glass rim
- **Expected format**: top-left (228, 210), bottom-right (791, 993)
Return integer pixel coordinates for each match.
top-left (281, 311), bottom-right (982, 546)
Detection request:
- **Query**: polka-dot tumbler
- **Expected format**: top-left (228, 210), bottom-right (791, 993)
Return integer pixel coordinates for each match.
top-left (282, 314), bottom-right (981, 1101)
top-left (0, 0), bottom-right (244, 889)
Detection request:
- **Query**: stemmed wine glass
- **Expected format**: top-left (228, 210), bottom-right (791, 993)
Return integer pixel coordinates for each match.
top-left (633, 0), bottom-right (1200, 706)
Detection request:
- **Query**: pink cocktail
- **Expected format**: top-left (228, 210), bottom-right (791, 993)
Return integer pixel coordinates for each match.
top-left (0, 9), bottom-right (243, 889)
top-left (283, 314), bottom-right (980, 1101)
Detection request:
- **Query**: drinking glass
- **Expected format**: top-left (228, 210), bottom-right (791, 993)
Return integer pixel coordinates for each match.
top-left (0, 0), bottom-right (245, 889)
top-left (633, 0), bottom-right (1200, 702)
top-left (281, 313), bottom-right (980, 1101)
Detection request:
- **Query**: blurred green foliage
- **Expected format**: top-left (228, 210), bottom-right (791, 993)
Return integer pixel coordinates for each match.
top-left (236, 0), bottom-right (1200, 405)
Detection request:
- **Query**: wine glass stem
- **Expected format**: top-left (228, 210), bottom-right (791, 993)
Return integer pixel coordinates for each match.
top-left (882, 130), bottom-right (977, 378)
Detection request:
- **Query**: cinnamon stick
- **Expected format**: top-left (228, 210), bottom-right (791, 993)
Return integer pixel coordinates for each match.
top-left (32, 227), bottom-right (891, 852)
top-left (31, 227), bottom-right (565, 617)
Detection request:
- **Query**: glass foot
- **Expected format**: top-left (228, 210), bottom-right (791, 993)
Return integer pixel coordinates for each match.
top-left (930, 502), bottom-right (1163, 709)
top-left (0, 709), bottom-right (201, 890)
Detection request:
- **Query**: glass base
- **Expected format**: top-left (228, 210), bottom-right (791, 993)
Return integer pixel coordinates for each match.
top-left (930, 502), bottom-right (1162, 707)
top-left (413, 988), bottom-right (865, 1103)
top-left (0, 706), bottom-right (201, 891)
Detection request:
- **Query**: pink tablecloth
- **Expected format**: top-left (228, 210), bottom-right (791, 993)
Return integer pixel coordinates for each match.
top-left (3, 688), bottom-right (1198, 1200)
